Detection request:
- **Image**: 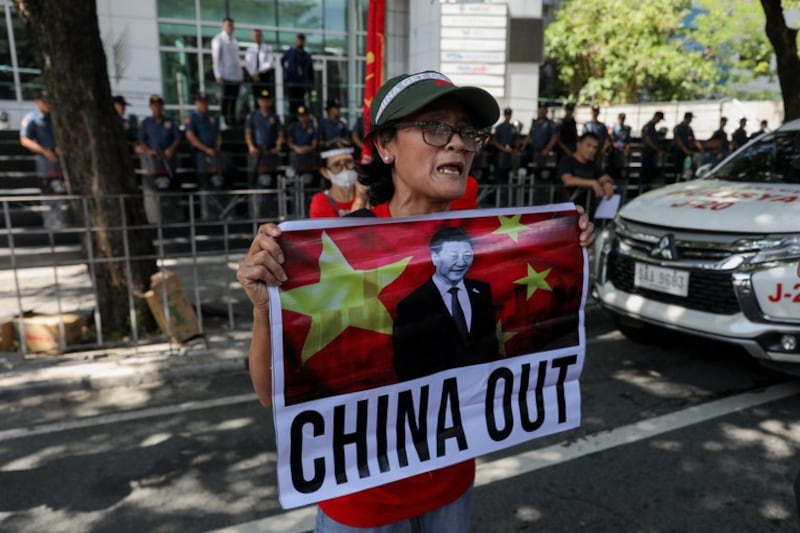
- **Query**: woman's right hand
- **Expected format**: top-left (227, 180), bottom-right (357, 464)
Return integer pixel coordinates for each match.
top-left (236, 223), bottom-right (287, 310)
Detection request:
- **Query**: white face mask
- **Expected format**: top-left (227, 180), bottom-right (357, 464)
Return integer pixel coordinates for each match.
top-left (329, 168), bottom-right (358, 189)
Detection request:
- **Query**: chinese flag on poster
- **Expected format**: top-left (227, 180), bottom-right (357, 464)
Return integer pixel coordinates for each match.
top-left (272, 207), bottom-right (585, 406)
top-left (268, 205), bottom-right (587, 508)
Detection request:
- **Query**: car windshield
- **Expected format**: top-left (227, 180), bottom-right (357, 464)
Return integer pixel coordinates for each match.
top-left (710, 130), bottom-right (800, 184)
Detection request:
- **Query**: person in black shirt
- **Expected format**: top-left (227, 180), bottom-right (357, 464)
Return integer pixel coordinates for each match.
top-left (555, 102), bottom-right (578, 165)
top-left (557, 132), bottom-right (614, 211)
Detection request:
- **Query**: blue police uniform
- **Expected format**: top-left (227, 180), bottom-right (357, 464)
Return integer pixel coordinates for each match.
top-left (318, 116), bottom-right (349, 147)
top-left (186, 110), bottom-right (219, 151)
top-left (246, 110), bottom-right (283, 178)
top-left (139, 115), bottom-right (180, 152)
top-left (527, 117), bottom-right (556, 174)
top-left (288, 120), bottom-right (317, 172)
top-left (21, 108), bottom-right (67, 227)
top-left (20, 109), bottom-right (62, 187)
top-left (492, 121), bottom-right (518, 181)
top-left (247, 111), bottom-right (282, 148)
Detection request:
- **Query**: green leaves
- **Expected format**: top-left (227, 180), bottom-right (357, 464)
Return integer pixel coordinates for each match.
top-left (544, 0), bottom-right (777, 103)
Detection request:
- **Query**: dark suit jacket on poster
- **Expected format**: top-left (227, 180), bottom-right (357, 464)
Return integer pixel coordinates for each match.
top-left (393, 278), bottom-right (500, 381)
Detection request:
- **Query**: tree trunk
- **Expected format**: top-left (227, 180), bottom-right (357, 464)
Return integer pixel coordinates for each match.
top-left (14, 0), bottom-right (157, 338)
top-left (761, 0), bottom-right (800, 121)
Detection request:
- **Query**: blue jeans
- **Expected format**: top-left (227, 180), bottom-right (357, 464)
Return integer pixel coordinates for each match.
top-left (314, 486), bottom-right (473, 533)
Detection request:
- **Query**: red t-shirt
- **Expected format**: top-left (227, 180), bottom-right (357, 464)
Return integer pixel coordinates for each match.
top-left (317, 200), bottom-right (476, 527)
top-left (449, 176), bottom-right (479, 210)
top-left (309, 191), bottom-right (355, 218)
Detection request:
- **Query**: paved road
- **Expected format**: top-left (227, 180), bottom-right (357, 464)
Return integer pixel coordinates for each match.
top-left (1, 311), bottom-right (799, 532)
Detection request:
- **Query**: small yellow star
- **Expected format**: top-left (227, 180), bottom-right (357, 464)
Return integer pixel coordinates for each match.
top-left (496, 319), bottom-right (518, 358)
top-left (492, 214), bottom-right (532, 242)
top-left (514, 264), bottom-right (552, 299)
top-left (281, 231), bottom-right (411, 363)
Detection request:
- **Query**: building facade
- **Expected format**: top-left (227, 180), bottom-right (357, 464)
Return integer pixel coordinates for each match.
top-left (0, 0), bottom-right (546, 128)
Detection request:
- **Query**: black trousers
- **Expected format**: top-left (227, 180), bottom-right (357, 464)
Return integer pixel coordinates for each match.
top-left (221, 81), bottom-right (240, 125)
top-left (286, 85), bottom-right (307, 115)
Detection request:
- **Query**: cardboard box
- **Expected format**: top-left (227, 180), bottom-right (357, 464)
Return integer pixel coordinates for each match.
top-left (0, 311), bottom-right (85, 353)
top-left (143, 270), bottom-right (200, 343)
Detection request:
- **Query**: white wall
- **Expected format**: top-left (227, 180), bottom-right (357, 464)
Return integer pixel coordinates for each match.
top-left (407, 1), bottom-right (441, 74)
top-left (96, 0), bottom-right (162, 118)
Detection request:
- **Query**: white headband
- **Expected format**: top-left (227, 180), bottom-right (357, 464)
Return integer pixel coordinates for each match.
top-left (320, 147), bottom-right (354, 159)
top-left (373, 71), bottom-right (454, 126)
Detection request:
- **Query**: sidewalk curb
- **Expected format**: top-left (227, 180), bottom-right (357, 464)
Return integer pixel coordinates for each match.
top-left (0, 348), bottom-right (250, 399)
top-left (0, 300), bottom-right (606, 399)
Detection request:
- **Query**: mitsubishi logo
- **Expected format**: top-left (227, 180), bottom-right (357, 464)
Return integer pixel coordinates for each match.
top-left (651, 234), bottom-right (678, 260)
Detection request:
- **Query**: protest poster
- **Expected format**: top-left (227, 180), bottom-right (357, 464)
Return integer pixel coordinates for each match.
top-left (266, 204), bottom-right (588, 509)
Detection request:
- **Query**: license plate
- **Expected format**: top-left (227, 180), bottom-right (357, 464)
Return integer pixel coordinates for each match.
top-left (634, 263), bottom-right (690, 297)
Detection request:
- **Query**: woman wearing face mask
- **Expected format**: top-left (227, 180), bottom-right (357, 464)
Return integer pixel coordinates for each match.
top-left (308, 144), bottom-right (369, 217)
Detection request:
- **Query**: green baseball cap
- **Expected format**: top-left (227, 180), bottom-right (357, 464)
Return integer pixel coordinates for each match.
top-left (371, 71), bottom-right (500, 130)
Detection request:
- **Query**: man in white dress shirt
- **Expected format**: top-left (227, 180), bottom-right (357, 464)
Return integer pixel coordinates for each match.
top-left (245, 28), bottom-right (274, 109)
top-left (211, 17), bottom-right (243, 127)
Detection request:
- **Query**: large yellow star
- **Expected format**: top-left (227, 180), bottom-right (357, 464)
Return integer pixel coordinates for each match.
top-left (515, 264), bottom-right (553, 299)
top-left (281, 231), bottom-right (411, 364)
top-left (492, 214), bottom-right (532, 242)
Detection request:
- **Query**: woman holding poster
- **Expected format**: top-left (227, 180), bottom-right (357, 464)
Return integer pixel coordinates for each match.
top-left (237, 70), bottom-right (595, 532)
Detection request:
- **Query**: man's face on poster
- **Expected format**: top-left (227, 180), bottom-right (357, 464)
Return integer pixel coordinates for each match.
top-left (432, 240), bottom-right (474, 285)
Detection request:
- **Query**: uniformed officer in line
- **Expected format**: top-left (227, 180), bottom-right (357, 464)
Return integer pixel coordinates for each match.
top-left (20, 89), bottom-right (68, 229)
top-left (244, 89), bottom-right (284, 219)
top-left (318, 98), bottom-right (349, 149)
top-left (583, 104), bottom-right (610, 170)
top-left (286, 105), bottom-right (318, 216)
top-left (351, 114), bottom-right (365, 161)
top-left (490, 107), bottom-right (519, 204)
top-left (113, 95), bottom-right (138, 146)
top-left (136, 94), bottom-right (183, 223)
top-left (184, 92), bottom-right (226, 219)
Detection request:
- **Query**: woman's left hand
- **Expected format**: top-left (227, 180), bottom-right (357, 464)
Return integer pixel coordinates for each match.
top-left (576, 205), bottom-right (595, 248)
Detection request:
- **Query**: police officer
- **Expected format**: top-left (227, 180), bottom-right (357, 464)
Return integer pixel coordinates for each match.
top-left (113, 95), bottom-right (138, 146)
top-left (318, 99), bottom-right (349, 149)
top-left (555, 102), bottom-right (578, 164)
top-left (245, 88), bottom-right (284, 219)
top-left (583, 105), bottom-right (609, 170)
top-left (184, 92), bottom-right (225, 219)
top-left (137, 94), bottom-right (183, 223)
top-left (20, 89), bottom-right (68, 229)
top-left (286, 105), bottom-right (318, 216)
top-left (490, 107), bottom-right (519, 204)
top-left (522, 102), bottom-right (558, 182)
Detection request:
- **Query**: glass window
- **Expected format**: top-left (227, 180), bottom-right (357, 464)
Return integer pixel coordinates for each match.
top-left (200, 0), bottom-right (228, 23)
top-left (235, 0), bottom-right (278, 28)
top-left (357, 0), bottom-right (369, 32)
top-left (157, 0), bottom-right (196, 20)
top-left (278, 0), bottom-right (322, 30)
top-left (160, 50), bottom-right (202, 107)
top-left (0, 6), bottom-right (13, 100)
top-left (323, 0), bottom-right (346, 33)
top-left (159, 23), bottom-right (199, 48)
top-left (11, 5), bottom-right (42, 99)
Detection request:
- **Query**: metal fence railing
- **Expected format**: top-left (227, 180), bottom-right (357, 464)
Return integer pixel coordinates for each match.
top-left (0, 168), bottom-right (661, 355)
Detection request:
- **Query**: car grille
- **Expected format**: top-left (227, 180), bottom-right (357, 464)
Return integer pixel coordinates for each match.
top-left (608, 251), bottom-right (741, 314)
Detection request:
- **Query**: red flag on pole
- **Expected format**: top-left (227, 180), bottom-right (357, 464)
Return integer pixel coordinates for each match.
top-left (361, 0), bottom-right (385, 163)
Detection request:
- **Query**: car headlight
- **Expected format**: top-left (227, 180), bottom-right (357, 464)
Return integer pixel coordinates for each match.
top-left (747, 235), bottom-right (800, 264)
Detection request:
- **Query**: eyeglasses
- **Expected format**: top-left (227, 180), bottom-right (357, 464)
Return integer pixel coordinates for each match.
top-left (326, 159), bottom-right (355, 173)
top-left (393, 121), bottom-right (488, 152)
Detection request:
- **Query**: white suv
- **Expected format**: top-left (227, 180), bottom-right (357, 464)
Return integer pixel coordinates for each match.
top-left (593, 119), bottom-right (800, 372)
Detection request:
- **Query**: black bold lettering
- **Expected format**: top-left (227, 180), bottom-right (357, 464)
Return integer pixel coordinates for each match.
top-left (290, 410), bottom-right (325, 494)
top-left (376, 394), bottom-right (390, 473)
top-left (485, 367), bottom-right (514, 441)
top-left (436, 377), bottom-right (467, 456)
top-left (519, 361), bottom-right (547, 431)
top-left (333, 400), bottom-right (370, 484)
top-left (551, 355), bottom-right (579, 423)
top-left (396, 387), bottom-right (430, 467)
